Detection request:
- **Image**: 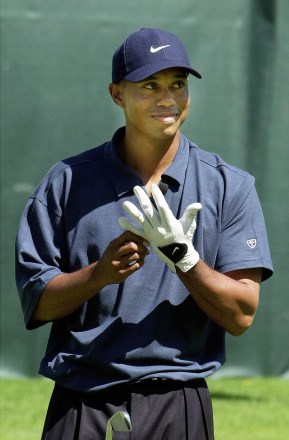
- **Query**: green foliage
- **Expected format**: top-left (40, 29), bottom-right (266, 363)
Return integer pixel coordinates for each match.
top-left (0, 378), bottom-right (289, 439)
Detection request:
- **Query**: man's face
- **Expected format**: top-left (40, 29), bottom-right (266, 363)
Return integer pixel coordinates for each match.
top-left (111, 68), bottom-right (190, 143)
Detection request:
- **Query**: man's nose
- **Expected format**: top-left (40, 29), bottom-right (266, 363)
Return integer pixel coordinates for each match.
top-left (156, 88), bottom-right (175, 106)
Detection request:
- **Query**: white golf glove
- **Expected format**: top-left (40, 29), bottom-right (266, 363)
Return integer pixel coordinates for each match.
top-left (118, 184), bottom-right (202, 273)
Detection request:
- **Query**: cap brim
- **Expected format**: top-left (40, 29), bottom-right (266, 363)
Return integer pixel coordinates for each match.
top-left (123, 61), bottom-right (202, 82)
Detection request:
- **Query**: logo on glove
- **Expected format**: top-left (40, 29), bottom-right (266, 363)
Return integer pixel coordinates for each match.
top-left (159, 243), bottom-right (188, 264)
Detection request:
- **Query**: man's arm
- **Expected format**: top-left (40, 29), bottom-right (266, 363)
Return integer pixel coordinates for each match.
top-left (119, 184), bottom-right (262, 336)
top-left (32, 231), bottom-right (149, 322)
top-left (177, 262), bottom-right (261, 336)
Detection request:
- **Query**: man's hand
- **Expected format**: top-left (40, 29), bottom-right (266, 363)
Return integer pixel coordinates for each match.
top-left (93, 231), bottom-right (149, 285)
top-left (119, 185), bottom-right (201, 272)
top-left (32, 231), bottom-right (149, 322)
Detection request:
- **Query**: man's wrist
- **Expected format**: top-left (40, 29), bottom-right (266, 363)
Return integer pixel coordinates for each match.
top-left (175, 249), bottom-right (200, 272)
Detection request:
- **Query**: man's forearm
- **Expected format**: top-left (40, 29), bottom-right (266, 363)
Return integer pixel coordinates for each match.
top-left (32, 231), bottom-right (149, 322)
top-left (177, 259), bottom-right (261, 336)
top-left (32, 263), bottom-right (103, 322)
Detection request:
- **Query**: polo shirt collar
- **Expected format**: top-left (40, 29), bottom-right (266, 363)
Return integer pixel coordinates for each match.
top-left (105, 127), bottom-right (189, 197)
top-left (162, 133), bottom-right (189, 187)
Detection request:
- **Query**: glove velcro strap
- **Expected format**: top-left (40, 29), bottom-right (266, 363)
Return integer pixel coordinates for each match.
top-left (158, 243), bottom-right (188, 264)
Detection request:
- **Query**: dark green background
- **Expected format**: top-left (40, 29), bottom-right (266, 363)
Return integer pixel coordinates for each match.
top-left (1, 0), bottom-right (288, 377)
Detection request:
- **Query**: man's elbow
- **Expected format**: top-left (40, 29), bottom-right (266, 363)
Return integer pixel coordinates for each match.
top-left (227, 313), bottom-right (255, 337)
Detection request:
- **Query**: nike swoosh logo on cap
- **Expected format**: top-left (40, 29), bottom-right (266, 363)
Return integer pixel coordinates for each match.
top-left (150, 45), bottom-right (170, 53)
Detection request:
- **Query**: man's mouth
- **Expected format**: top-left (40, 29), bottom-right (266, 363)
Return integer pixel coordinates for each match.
top-left (152, 113), bottom-right (178, 123)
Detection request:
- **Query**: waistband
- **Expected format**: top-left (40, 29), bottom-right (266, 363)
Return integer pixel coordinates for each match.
top-left (129, 377), bottom-right (207, 394)
top-left (54, 377), bottom-right (207, 399)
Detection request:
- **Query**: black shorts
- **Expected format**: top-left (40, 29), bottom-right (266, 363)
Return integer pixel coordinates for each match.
top-left (41, 378), bottom-right (214, 439)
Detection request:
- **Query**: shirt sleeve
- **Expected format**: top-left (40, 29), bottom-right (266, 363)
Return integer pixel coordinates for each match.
top-left (15, 171), bottom-right (69, 329)
top-left (215, 175), bottom-right (273, 281)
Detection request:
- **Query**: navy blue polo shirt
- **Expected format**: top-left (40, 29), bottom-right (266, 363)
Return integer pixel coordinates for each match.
top-left (16, 127), bottom-right (273, 392)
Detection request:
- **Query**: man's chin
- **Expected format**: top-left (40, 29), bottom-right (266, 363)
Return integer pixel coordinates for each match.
top-left (161, 124), bottom-right (182, 139)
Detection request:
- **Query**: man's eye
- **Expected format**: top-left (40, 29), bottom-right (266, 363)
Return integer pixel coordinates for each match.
top-left (173, 81), bottom-right (185, 89)
top-left (144, 82), bottom-right (157, 90)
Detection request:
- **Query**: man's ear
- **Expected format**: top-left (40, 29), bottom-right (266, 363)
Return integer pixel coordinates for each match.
top-left (109, 83), bottom-right (125, 108)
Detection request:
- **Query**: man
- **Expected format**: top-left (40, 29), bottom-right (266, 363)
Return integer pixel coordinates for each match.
top-left (16, 28), bottom-right (273, 439)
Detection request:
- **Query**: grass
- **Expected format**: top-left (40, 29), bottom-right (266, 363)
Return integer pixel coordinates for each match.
top-left (0, 378), bottom-right (53, 440)
top-left (209, 377), bottom-right (289, 439)
top-left (0, 377), bottom-right (289, 439)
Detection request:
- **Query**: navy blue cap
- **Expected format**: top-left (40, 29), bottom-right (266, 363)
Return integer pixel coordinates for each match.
top-left (112, 28), bottom-right (202, 83)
